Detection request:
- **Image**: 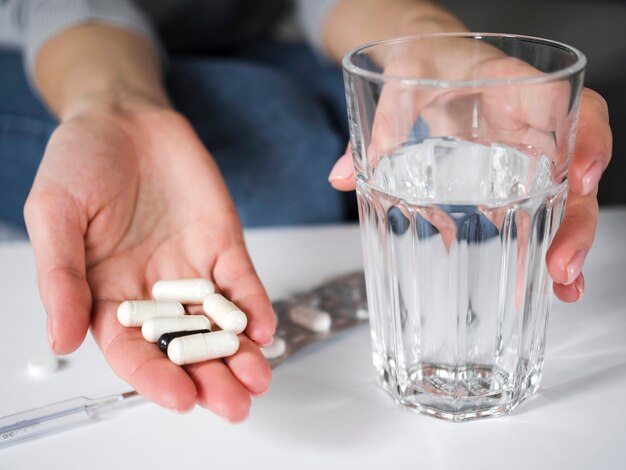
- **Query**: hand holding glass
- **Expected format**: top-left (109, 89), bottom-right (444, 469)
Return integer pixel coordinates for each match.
top-left (343, 33), bottom-right (585, 421)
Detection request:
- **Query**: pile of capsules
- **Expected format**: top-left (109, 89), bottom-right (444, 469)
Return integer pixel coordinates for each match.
top-left (117, 279), bottom-right (247, 365)
top-left (117, 272), bottom-right (370, 367)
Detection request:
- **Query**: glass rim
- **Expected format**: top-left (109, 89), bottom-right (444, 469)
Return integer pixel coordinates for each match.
top-left (342, 32), bottom-right (587, 88)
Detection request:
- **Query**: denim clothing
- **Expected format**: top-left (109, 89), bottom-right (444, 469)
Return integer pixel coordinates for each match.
top-left (0, 51), bottom-right (56, 232)
top-left (0, 41), bottom-right (353, 233)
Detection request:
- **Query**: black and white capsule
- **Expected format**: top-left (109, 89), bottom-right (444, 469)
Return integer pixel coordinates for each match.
top-left (142, 315), bottom-right (211, 342)
top-left (157, 329), bottom-right (212, 354)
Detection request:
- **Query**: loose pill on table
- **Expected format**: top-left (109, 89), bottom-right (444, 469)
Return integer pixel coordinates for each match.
top-left (158, 329), bottom-right (212, 353)
top-left (167, 331), bottom-right (239, 365)
top-left (152, 278), bottom-right (215, 304)
top-left (260, 336), bottom-right (287, 360)
top-left (117, 300), bottom-right (185, 327)
top-left (202, 294), bottom-right (247, 334)
top-left (288, 305), bottom-right (332, 333)
top-left (142, 315), bottom-right (211, 342)
top-left (27, 355), bottom-right (60, 377)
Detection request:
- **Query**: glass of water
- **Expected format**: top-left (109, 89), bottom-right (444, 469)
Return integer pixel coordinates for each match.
top-left (343, 33), bottom-right (585, 421)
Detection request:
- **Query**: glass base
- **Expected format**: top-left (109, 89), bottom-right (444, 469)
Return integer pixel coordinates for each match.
top-left (376, 361), bottom-right (543, 422)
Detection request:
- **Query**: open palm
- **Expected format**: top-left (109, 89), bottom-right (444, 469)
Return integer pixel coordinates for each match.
top-left (25, 106), bottom-right (274, 421)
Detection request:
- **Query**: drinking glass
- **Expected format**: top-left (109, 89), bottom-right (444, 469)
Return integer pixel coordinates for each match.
top-left (343, 33), bottom-right (585, 421)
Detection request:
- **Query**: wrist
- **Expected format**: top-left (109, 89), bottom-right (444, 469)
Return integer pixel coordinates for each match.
top-left (395, 3), bottom-right (467, 37)
top-left (59, 86), bottom-right (171, 123)
top-left (34, 24), bottom-right (170, 121)
top-left (323, 0), bottom-right (467, 63)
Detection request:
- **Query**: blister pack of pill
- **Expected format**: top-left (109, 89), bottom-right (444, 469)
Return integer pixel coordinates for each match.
top-left (262, 270), bottom-right (369, 368)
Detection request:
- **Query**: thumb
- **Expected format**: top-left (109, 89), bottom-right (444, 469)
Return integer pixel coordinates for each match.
top-left (328, 144), bottom-right (356, 191)
top-left (24, 189), bottom-right (92, 355)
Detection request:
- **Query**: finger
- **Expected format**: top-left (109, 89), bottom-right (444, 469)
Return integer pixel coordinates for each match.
top-left (91, 299), bottom-right (197, 412)
top-left (368, 42), bottom-right (510, 154)
top-left (371, 75), bottom-right (433, 154)
top-left (185, 359), bottom-right (251, 422)
top-left (24, 190), bottom-right (92, 354)
top-left (328, 150), bottom-right (356, 191)
top-left (213, 244), bottom-right (275, 346)
top-left (223, 335), bottom-right (272, 396)
top-left (566, 88), bottom-right (612, 196)
top-left (482, 61), bottom-right (571, 134)
top-left (553, 272), bottom-right (585, 303)
top-left (546, 191), bottom-right (598, 286)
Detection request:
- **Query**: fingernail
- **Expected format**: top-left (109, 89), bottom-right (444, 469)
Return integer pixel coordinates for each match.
top-left (46, 318), bottom-right (56, 351)
top-left (169, 406), bottom-right (193, 414)
top-left (581, 160), bottom-right (603, 195)
top-left (566, 249), bottom-right (587, 285)
top-left (328, 155), bottom-right (354, 182)
top-left (252, 387), bottom-right (270, 398)
top-left (219, 412), bottom-right (247, 424)
top-left (574, 274), bottom-right (585, 302)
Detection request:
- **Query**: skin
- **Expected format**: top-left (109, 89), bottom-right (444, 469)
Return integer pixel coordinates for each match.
top-left (25, 0), bottom-right (610, 421)
top-left (29, 26), bottom-right (274, 420)
top-left (325, 1), bottom-right (612, 304)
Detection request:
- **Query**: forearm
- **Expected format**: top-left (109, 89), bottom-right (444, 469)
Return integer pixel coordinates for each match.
top-left (321, 0), bottom-right (467, 63)
top-left (34, 24), bottom-right (169, 121)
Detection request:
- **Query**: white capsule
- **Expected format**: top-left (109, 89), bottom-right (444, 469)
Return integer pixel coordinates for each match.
top-left (152, 278), bottom-right (215, 304)
top-left (202, 293), bottom-right (247, 334)
top-left (260, 336), bottom-right (287, 360)
top-left (167, 331), bottom-right (239, 365)
top-left (117, 300), bottom-right (185, 327)
top-left (288, 305), bottom-right (332, 333)
top-left (141, 315), bottom-right (211, 342)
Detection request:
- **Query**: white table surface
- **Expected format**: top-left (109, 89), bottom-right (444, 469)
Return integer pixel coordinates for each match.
top-left (1, 209), bottom-right (625, 470)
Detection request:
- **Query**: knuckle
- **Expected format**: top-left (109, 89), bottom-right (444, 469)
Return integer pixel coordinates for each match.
top-left (103, 329), bottom-right (140, 359)
top-left (160, 109), bottom-right (194, 134)
top-left (584, 88), bottom-right (610, 121)
top-left (23, 193), bottom-right (45, 226)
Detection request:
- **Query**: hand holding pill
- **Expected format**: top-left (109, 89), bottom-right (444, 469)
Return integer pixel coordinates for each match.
top-left (24, 111), bottom-right (275, 422)
top-left (108, 273), bottom-right (270, 419)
